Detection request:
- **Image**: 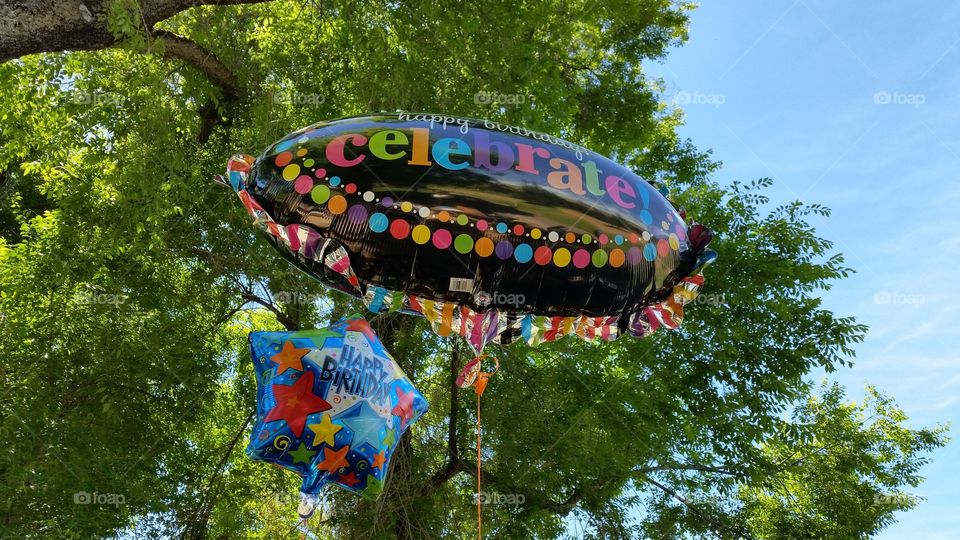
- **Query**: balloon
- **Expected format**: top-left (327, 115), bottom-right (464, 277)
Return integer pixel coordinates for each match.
top-left (246, 315), bottom-right (428, 511)
top-left (220, 113), bottom-right (715, 351)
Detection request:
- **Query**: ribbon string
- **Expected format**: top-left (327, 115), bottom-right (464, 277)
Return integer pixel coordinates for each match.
top-left (457, 354), bottom-right (498, 539)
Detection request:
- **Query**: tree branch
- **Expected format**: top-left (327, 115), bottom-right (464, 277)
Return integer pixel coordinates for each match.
top-left (241, 292), bottom-right (297, 330)
top-left (114, 381), bottom-right (166, 402)
top-left (419, 344), bottom-right (462, 498)
top-left (455, 457), bottom-right (585, 516)
top-left (150, 30), bottom-right (242, 140)
top-left (0, 0), bottom-right (269, 63)
top-left (640, 474), bottom-right (697, 508)
top-left (635, 463), bottom-right (739, 476)
top-left (182, 409), bottom-right (255, 540)
top-left (153, 30), bottom-right (237, 98)
top-left (1, 0), bottom-right (266, 140)
top-left (639, 474), bottom-right (747, 540)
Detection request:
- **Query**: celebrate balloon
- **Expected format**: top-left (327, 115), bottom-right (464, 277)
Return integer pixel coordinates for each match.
top-left (246, 315), bottom-right (428, 512)
top-left (220, 114), bottom-right (715, 351)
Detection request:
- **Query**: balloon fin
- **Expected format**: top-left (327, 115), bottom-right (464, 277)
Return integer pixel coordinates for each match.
top-left (630, 273), bottom-right (707, 337)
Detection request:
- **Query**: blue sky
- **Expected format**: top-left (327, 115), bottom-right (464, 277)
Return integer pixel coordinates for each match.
top-left (643, 1), bottom-right (960, 537)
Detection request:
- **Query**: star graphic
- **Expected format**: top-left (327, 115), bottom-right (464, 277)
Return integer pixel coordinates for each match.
top-left (339, 401), bottom-right (386, 450)
top-left (345, 317), bottom-right (377, 341)
top-left (339, 471), bottom-right (361, 487)
top-left (288, 442), bottom-right (316, 464)
top-left (270, 340), bottom-right (310, 375)
top-left (362, 475), bottom-right (384, 500)
top-left (316, 445), bottom-right (350, 472)
top-left (381, 427), bottom-right (396, 447)
top-left (264, 371), bottom-right (331, 437)
top-left (307, 413), bottom-right (343, 448)
top-left (372, 451), bottom-right (387, 470)
top-left (391, 387), bottom-right (416, 425)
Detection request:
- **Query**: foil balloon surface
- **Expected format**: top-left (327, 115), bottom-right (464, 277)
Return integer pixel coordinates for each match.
top-left (221, 113), bottom-right (715, 351)
top-left (246, 316), bottom-right (428, 507)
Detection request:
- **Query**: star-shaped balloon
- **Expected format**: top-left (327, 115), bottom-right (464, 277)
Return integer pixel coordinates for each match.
top-left (246, 315), bottom-right (429, 516)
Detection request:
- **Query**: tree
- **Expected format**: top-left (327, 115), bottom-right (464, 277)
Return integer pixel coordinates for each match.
top-left (733, 384), bottom-right (946, 540)
top-left (0, 1), bottom-right (946, 539)
top-left (636, 383), bottom-right (947, 540)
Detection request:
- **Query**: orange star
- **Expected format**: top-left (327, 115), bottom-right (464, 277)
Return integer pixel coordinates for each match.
top-left (316, 445), bottom-right (350, 472)
top-left (372, 451), bottom-right (387, 470)
top-left (271, 340), bottom-right (310, 375)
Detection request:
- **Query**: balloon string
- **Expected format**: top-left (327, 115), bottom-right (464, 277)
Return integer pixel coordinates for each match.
top-left (477, 389), bottom-right (482, 540)
top-left (456, 354), bottom-right (497, 540)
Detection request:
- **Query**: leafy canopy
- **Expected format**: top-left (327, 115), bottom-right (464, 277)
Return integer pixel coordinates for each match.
top-left (0, 1), bottom-right (946, 539)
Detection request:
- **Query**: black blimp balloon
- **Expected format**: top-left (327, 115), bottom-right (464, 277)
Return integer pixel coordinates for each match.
top-left (220, 113), bottom-right (715, 352)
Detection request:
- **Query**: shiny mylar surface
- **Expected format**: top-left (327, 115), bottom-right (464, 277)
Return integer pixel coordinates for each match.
top-left (247, 113), bottom-right (704, 317)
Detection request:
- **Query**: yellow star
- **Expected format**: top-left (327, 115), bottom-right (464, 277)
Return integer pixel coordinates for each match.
top-left (270, 340), bottom-right (310, 375)
top-left (307, 413), bottom-right (343, 448)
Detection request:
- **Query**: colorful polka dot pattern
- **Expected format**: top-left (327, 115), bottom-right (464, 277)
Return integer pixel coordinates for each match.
top-left (270, 138), bottom-right (685, 269)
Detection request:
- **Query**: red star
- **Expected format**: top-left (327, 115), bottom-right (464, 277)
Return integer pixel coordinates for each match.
top-left (392, 387), bottom-right (415, 425)
top-left (345, 317), bottom-right (377, 341)
top-left (372, 451), bottom-right (387, 470)
top-left (316, 445), bottom-right (350, 472)
top-left (270, 340), bottom-right (310, 375)
top-left (264, 371), bottom-right (331, 437)
top-left (339, 471), bottom-right (361, 487)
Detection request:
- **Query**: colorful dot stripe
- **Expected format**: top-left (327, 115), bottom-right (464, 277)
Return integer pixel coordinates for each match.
top-left (268, 142), bottom-right (686, 269)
